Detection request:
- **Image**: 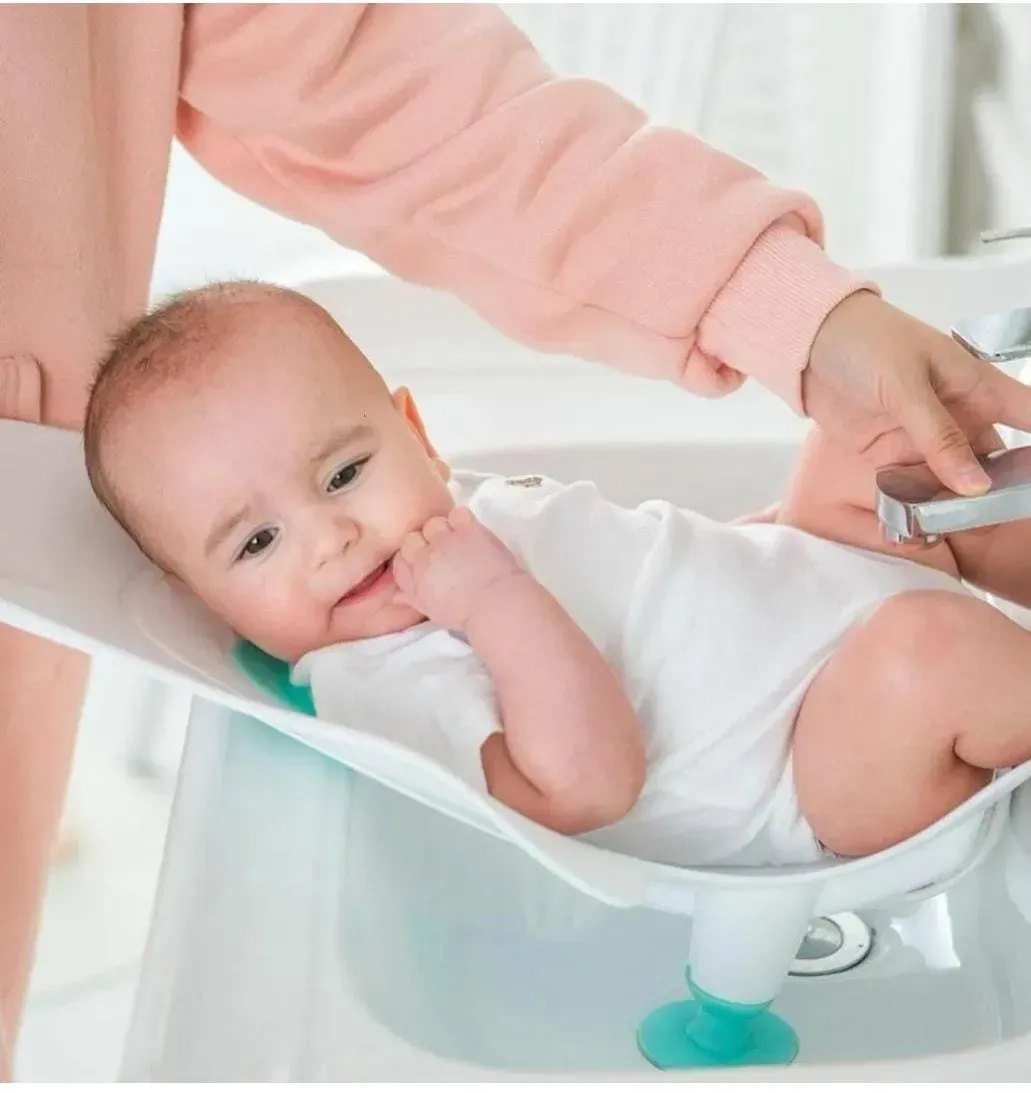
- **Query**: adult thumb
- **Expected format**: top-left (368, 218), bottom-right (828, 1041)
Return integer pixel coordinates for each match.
top-left (896, 377), bottom-right (990, 496)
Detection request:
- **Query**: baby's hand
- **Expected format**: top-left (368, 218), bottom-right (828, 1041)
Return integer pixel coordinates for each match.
top-left (392, 507), bottom-right (524, 631)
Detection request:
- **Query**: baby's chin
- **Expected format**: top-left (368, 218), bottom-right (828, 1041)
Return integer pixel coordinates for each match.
top-left (331, 600), bottom-right (428, 646)
top-left (250, 602), bottom-right (429, 664)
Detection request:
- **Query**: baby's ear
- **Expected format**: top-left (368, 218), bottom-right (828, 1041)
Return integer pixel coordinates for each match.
top-left (392, 386), bottom-right (451, 481)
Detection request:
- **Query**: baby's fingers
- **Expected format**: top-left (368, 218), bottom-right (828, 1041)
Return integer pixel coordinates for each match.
top-left (422, 516), bottom-right (451, 543)
top-left (448, 506), bottom-right (474, 530)
top-left (391, 551), bottom-right (413, 590)
top-left (391, 575), bottom-right (418, 612)
top-left (399, 530), bottom-right (428, 564)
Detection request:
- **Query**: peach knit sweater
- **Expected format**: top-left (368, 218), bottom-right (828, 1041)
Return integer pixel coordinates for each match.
top-left (0, 3), bottom-right (864, 429)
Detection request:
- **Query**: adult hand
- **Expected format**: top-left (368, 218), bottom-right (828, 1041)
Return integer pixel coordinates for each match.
top-left (803, 291), bottom-right (1031, 495)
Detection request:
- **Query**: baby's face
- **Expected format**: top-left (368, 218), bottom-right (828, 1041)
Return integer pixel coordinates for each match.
top-left (110, 313), bottom-right (454, 661)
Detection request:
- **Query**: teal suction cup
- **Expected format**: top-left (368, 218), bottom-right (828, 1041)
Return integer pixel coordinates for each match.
top-left (637, 973), bottom-right (798, 1070)
top-left (231, 641), bottom-right (316, 716)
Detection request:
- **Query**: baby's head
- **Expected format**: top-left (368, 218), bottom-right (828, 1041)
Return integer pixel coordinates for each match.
top-left (84, 281), bottom-right (454, 662)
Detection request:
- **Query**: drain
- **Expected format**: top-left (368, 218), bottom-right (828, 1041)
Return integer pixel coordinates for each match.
top-left (789, 912), bottom-right (873, 977)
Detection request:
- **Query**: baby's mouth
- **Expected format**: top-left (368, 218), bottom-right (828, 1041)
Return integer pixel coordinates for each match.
top-left (338, 559), bottom-right (392, 605)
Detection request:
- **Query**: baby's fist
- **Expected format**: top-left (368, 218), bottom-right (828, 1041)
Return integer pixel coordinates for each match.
top-left (392, 507), bottom-right (523, 631)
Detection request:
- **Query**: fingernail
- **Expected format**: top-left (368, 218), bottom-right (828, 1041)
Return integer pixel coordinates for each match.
top-left (961, 466), bottom-right (991, 492)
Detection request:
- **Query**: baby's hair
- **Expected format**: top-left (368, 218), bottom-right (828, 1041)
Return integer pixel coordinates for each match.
top-left (83, 279), bottom-right (343, 565)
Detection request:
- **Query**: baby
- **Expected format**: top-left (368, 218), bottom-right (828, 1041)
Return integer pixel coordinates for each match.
top-left (82, 281), bottom-right (1031, 869)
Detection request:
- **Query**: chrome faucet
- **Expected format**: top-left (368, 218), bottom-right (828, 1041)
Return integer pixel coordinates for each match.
top-left (877, 447), bottom-right (1031, 544)
top-left (875, 225), bottom-right (1031, 545)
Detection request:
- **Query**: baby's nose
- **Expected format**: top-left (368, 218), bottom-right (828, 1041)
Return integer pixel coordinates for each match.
top-left (307, 516), bottom-right (360, 600)
top-left (310, 513), bottom-right (360, 563)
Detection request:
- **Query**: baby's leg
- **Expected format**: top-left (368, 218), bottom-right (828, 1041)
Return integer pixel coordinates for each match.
top-left (793, 588), bottom-right (1031, 857)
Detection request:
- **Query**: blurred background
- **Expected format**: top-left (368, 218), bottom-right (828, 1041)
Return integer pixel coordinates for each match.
top-left (18, 2), bottom-right (1031, 1079)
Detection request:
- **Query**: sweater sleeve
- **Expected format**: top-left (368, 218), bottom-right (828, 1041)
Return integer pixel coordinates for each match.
top-left (177, 2), bottom-right (870, 411)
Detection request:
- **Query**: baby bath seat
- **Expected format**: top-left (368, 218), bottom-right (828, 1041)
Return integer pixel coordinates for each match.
top-left (1, 418), bottom-right (1027, 1071)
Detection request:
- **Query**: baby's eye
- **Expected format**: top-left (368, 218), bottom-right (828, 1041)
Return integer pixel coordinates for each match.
top-left (327, 459), bottom-right (368, 493)
top-left (238, 528), bottom-right (276, 560)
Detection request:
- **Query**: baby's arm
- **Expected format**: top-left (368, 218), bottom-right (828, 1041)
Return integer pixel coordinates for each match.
top-left (778, 425), bottom-right (963, 578)
top-left (943, 509), bottom-right (1031, 610)
top-left (393, 508), bottom-right (645, 835)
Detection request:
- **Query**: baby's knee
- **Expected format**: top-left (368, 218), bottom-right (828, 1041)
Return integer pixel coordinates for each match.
top-left (795, 590), bottom-right (996, 857)
top-left (858, 590), bottom-right (984, 722)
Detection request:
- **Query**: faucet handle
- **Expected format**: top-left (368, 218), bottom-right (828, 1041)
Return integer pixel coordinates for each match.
top-left (979, 225), bottom-right (1031, 245)
top-left (952, 306), bottom-right (1031, 364)
top-left (946, 228), bottom-right (1031, 364)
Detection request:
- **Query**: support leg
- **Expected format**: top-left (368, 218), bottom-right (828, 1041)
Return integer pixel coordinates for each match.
top-left (637, 885), bottom-right (816, 1069)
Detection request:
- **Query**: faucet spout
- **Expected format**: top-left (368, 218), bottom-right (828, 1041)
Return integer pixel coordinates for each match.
top-left (876, 446), bottom-right (1031, 544)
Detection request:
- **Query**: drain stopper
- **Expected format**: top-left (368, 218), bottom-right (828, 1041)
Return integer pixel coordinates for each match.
top-left (789, 912), bottom-right (873, 977)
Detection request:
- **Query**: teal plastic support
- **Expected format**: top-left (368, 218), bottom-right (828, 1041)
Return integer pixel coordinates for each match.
top-left (637, 972), bottom-right (798, 1069)
top-left (231, 641), bottom-right (316, 715)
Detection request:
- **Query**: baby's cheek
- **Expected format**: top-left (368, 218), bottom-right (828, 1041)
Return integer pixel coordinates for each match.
top-left (409, 464), bottom-right (455, 512)
top-left (244, 607), bottom-right (321, 663)
top-left (211, 582), bottom-right (287, 645)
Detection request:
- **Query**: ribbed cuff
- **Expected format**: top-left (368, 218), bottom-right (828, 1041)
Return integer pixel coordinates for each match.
top-left (699, 224), bottom-right (877, 414)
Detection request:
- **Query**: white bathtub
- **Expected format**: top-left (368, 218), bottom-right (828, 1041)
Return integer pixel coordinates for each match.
top-left (119, 436), bottom-right (1031, 1081)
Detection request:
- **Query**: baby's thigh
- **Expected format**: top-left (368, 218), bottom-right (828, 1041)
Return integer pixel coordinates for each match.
top-left (791, 589), bottom-right (991, 858)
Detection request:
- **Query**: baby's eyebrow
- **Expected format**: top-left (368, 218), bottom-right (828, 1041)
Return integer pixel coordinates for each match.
top-left (309, 423), bottom-right (375, 467)
top-left (205, 503), bottom-right (254, 559)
